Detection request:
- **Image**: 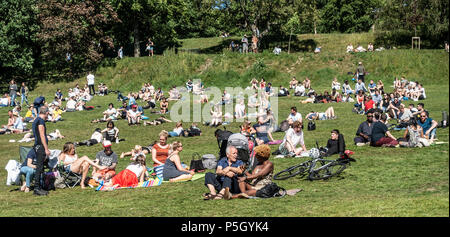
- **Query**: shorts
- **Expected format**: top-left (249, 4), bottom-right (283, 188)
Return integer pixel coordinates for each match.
top-left (94, 168), bottom-right (116, 178)
top-left (318, 113), bottom-right (327, 120)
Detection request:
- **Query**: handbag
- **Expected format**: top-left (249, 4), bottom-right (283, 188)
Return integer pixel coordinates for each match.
top-left (255, 183), bottom-right (286, 198)
top-left (190, 152), bottom-right (205, 172)
top-left (307, 121), bottom-right (316, 131)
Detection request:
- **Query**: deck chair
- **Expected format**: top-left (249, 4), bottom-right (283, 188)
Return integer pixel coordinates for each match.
top-left (56, 164), bottom-right (82, 188)
top-left (19, 146), bottom-right (33, 165)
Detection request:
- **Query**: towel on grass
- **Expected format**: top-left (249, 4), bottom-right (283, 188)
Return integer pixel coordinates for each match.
top-left (96, 176), bottom-right (162, 191)
top-left (162, 173), bottom-right (205, 183)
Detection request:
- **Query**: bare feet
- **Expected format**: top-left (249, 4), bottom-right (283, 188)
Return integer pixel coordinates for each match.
top-left (20, 183), bottom-right (26, 192)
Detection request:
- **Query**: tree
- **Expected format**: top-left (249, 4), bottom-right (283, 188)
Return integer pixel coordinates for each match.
top-left (110, 0), bottom-right (180, 57)
top-left (37, 0), bottom-right (119, 80)
top-left (0, 0), bottom-right (40, 85)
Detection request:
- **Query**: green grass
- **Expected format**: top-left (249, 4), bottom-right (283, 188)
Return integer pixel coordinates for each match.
top-left (0, 33), bottom-right (448, 217)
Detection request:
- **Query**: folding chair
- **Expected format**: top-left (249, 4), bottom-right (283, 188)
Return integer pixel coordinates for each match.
top-left (18, 146), bottom-right (33, 186)
top-left (56, 164), bottom-right (82, 188)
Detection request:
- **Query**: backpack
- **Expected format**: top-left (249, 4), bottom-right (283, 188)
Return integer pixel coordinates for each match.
top-left (441, 111), bottom-right (448, 128)
top-left (33, 96), bottom-right (45, 107)
top-left (279, 120), bottom-right (290, 132)
top-left (255, 183), bottom-right (286, 198)
top-left (307, 121), bottom-right (316, 131)
top-left (42, 171), bottom-right (56, 191)
top-left (202, 154), bottom-right (217, 170)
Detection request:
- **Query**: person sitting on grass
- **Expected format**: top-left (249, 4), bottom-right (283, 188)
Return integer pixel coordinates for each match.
top-left (92, 140), bottom-right (118, 183)
top-left (160, 97), bottom-right (169, 114)
top-left (59, 142), bottom-right (106, 189)
top-left (162, 141), bottom-right (195, 182)
top-left (102, 121), bottom-right (120, 143)
top-left (370, 113), bottom-right (399, 147)
top-left (354, 110), bottom-right (375, 146)
top-left (232, 144), bottom-right (274, 199)
top-left (127, 104), bottom-right (142, 125)
top-left (19, 148), bottom-right (38, 193)
top-left (152, 130), bottom-right (170, 167)
top-left (286, 106), bottom-right (302, 125)
top-left (324, 129), bottom-right (346, 157)
top-left (275, 121), bottom-right (307, 158)
top-left (305, 107), bottom-right (336, 121)
top-left (210, 105), bottom-right (222, 127)
top-left (97, 103), bottom-right (118, 123)
top-left (168, 122), bottom-right (184, 137)
top-left (399, 119), bottom-right (430, 148)
top-left (253, 116), bottom-right (275, 145)
top-left (203, 145), bottom-right (244, 200)
top-left (417, 111), bottom-right (438, 141)
top-left (100, 154), bottom-right (146, 190)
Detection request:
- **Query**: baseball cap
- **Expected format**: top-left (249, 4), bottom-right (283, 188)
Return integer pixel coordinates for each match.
top-left (103, 140), bottom-right (112, 148)
top-left (132, 104), bottom-right (137, 108)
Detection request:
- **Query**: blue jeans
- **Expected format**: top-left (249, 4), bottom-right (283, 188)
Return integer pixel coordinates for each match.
top-left (168, 131), bottom-right (180, 137)
top-left (204, 172), bottom-right (240, 194)
top-left (20, 166), bottom-right (36, 188)
top-left (425, 128), bottom-right (437, 139)
top-left (21, 94), bottom-right (28, 105)
top-left (10, 94), bottom-right (16, 106)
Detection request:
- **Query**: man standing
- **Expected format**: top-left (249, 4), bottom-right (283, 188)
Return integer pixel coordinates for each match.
top-left (203, 146), bottom-right (244, 200)
top-left (241, 35), bottom-right (249, 54)
top-left (356, 62), bottom-right (366, 83)
top-left (9, 80), bottom-right (18, 107)
top-left (32, 106), bottom-right (50, 196)
top-left (354, 111), bottom-right (375, 146)
top-left (87, 72), bottom-right (95, 96)
top-left (118, 46), bottom-right (123, 59)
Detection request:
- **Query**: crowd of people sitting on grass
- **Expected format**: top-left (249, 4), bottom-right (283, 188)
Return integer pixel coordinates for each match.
top-left (3, 56), bottom-right (445, 199)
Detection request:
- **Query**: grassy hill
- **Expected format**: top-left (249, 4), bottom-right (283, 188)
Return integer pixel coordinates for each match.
top-left (1, 33), bottom-right (448, 217)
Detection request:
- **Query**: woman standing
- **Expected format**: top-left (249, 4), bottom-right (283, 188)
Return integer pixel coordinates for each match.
top-left (9, 80), bottom-right (18, 107)
top-left (163, 141), bottom-right (194, 182)
top-left (20, 82), bottom-right (29, 106)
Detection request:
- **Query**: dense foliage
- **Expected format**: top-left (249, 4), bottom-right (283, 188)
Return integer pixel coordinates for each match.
top-left (0, 0), bottom-right (448, 87)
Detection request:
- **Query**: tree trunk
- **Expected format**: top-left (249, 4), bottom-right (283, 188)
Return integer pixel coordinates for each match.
top-left (133, 23), bottom-right (140, 57)
top-left (314, 21), bottom-right (317, 35)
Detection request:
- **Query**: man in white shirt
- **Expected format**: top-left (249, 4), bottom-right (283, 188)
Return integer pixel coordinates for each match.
top-left (287, 107), bottom-right (302, 125)
top-left (295, 84), bottom-right (306, 96)
top-left (277, 121), bottom-right (307, 157)
top-left (87, 72), bottom-right (95, 96)
top-left (222, 90), bottom-right (231, 105)
top-left (65, 97), bottom-right (77, 112)
top-left (127, 104), bottom-right (141, 125)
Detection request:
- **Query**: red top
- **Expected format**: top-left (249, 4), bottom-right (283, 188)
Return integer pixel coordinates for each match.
top-left (364, 100), bottom-right (375, 112)
top-left (152, 143), bottom-right (169, 167)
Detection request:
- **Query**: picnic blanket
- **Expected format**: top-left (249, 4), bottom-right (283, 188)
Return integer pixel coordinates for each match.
top-left (162, 173), bottom-right (205, 183)
top-left (95, 176), bottom-right (163, 191)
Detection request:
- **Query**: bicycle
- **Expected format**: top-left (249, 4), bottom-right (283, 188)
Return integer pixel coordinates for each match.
top-left (273, 143), bottom-right (356, 181)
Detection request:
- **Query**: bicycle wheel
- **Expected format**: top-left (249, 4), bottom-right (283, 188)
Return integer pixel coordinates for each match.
top-left (273, 161), bottom-right (311, 180)
top-left (308, 161), bottom-right (347, 180)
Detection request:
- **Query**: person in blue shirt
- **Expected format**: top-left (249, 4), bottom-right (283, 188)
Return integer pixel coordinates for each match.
top-left (31, 106), bottom-right (50, 196)
top-left (417, 111), bottom-right (438, 140)
top-left (203, 146), bottom-right (244, 200)
top-left (19, 148), bottom-right (37, 193)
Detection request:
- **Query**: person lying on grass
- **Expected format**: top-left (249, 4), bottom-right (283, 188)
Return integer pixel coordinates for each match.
top-left (232, 144), bottom-right (274, 199)
top-left (59, 142), bottom-right (107, 189)
top-left (305, 107), bottom-right (336, 121)
top-left (143, 116), bottom-right (172, 126)
top-left (75, 128), bottom-right (103, 147)
top-left (120, 145), bottom-right (147, 160)
top-left (100, 154), bottom-right (147, 190)
top-left (162, 141), bottom-right (195, 182)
